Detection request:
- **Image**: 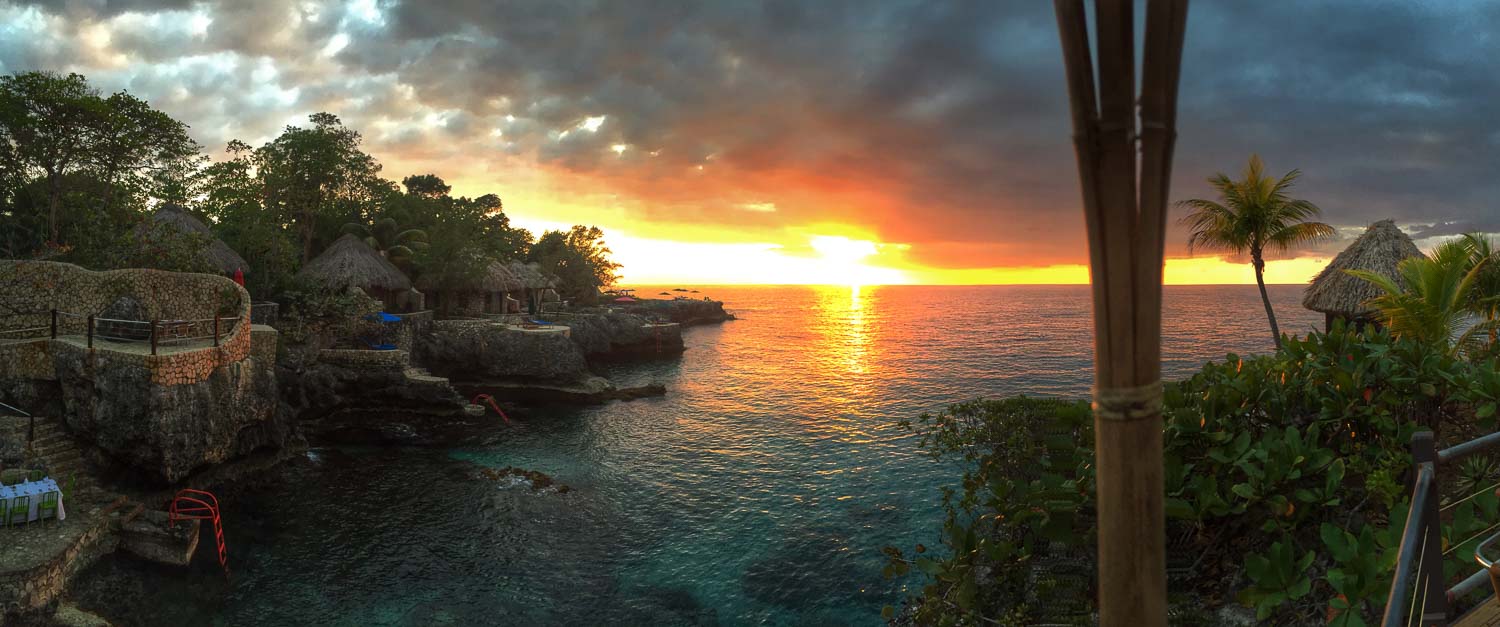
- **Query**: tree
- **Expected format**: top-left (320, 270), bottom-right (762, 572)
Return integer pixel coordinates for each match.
top-left (1459, 233), bottom-right (1500, 340)
top-left (1347, 240), bottom-right (1496, 357)
top-left (1178, 155), bottom-right (1335, 347)
top-left (341, 217), bottom-right (428, 266)
top-left (0, 72), bottom-right (99, 246)
top-left (87, 91), bottom-right (203, 217)
top-left (377, 173), bottom-right (531, 287)
top-left (529, 225), bottom-right (620, 303)
top-left (253, 112), bottom-right (389, 263)
top-left (0, 72), bottom-right (200, 253)
top-left (402, 174), bottom-right (451, 199)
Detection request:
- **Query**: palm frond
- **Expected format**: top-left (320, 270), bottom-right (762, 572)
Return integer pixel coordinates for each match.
top-left (1267, 221), bottom-right (1336, 251)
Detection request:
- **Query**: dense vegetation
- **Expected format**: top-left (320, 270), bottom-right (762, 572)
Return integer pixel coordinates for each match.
top-left (0, 71), bottom-right (620, 304)
top-left (889, 234), bottom-right (1499, 625)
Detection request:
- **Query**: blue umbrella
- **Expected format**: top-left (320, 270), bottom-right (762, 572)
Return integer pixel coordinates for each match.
top-left (366, 312), bottom-right (400, 323)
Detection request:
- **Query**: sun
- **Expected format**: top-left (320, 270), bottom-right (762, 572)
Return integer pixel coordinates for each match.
top-left (805, 235), bottom-right (902, 286)
top-left (810, 236), bottom-right (878, 265)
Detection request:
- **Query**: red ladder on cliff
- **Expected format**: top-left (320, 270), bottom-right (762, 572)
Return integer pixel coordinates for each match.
top-left (169, 488), bottom-right (229, 579)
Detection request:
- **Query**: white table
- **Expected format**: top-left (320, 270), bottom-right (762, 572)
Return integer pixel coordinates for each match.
top-left (0, 478), bottom-right (66, 523)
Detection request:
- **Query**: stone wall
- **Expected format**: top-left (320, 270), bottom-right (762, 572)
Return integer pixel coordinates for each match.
top-left (251, 301), bottom-right (280, 327)
top-left (0, 261), bottom-right (243, 331)
top-left (317, 348), bottom-right (410, 369)
top-left (391, 310), bottom-right (433, 353)
top-left (0, 263), bottom-right (283, 484)
top-left (0, 498), bottom-right (123, 619)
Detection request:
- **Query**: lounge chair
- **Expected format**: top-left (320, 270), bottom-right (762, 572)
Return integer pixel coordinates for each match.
top-left (361, 338), bottom-right (397, 351)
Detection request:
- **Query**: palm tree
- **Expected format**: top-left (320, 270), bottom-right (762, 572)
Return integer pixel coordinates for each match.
top-left (1346, 240), bottom-right (1495, 357)
top-left (1178, 155), bottom-right (1336, 348)
top-left (1459, 233), bottom-right (1500, 340)
top-left (341, 218), bottom-right (428, 267)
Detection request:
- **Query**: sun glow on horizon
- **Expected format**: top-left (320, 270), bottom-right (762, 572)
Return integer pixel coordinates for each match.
top-left (454, 174), bottom-right (1330, 287)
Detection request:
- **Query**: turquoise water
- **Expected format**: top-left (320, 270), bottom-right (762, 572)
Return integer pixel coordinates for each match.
top-left (76, 285), bottom-right (1322, 626)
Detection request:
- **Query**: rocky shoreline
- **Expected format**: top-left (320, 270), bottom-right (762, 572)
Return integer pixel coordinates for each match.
top-left (0, 278), bottom-right (732, 625)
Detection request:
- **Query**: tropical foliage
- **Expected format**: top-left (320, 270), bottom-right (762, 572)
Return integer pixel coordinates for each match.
top-left (0, 71), bottom-right (202, 259)
top-left (888, 321), bottom-right (1500, 625)
top-left (0, 70), bottom-right (622, 303)
top-left (1347, 238), bottom-right (1497, 358)
top-left (1178, 155), bottom-right (1335, 347)
top-left (529, 225), bottom-right (622, 304)
top-left (341, 218), bottom-right (428, 267)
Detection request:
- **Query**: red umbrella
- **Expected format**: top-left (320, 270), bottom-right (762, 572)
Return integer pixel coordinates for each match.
top-left (233, 269), bottom-right (245, 287)
top-left (613, 296), bottom-right (637, 303)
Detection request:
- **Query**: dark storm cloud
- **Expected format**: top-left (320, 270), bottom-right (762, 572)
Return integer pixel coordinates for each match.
top-left (3, 0), bottom-right (1497, 267)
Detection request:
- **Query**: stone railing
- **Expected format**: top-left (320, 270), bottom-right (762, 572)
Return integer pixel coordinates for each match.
top-left (0, 261), bottom-right (254, 387)
top-left (0, 261), bottom-right (245, 330)
top-left (250, 302), bottom-right (280, 327)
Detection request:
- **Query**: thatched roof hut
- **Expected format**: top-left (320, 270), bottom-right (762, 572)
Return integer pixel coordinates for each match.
top-left (506, 260), bottom-right (555, 290)
top-left (416, 260), bottom-right (523, 293)
top-left (142, 204), bottom-right (250, 274)
top-left (1302, 220), bottom-right (1423, 327)
top-left (297, 233), bottom-right (412, 292)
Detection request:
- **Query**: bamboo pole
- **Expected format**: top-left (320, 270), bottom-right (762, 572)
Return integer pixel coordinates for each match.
top-left (1052, 1), bottom-right (1189, 625)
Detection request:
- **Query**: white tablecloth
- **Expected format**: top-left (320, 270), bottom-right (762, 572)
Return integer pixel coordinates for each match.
top-left (0, 478), bottom-right (66, 523)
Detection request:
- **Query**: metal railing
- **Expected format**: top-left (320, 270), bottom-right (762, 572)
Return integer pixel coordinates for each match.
top-left (0, 400), bottom-right (34, 448)
top-left (0, 309), bottom-right (239, 355)
top-left (1384, 430), bottom-right (1500, 626)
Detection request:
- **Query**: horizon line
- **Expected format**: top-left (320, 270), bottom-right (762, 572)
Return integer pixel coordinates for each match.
top-left (618, 282), bottom-right (1312, 288)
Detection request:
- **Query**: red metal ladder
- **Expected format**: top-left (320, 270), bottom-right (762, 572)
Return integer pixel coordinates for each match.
top-left (169, 488), bottom-right (228, 578)
top-left (471, 394), bottom-right (513, 423)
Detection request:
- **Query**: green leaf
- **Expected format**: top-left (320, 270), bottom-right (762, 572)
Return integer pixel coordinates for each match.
top-left (1231, 483), bottom-right (1256, 500)
top-left (914, 558), bottom-right (942, 576)
top-left (955, 576), bottom-right (977, 611)
top-left (1479, 403), bottom-right (1497, 419)
top-left (1165, 497), bottom-right (1194, 520)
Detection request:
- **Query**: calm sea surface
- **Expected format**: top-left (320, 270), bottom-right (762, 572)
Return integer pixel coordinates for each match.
top-left (77, 285), bottom-right (1322, 626)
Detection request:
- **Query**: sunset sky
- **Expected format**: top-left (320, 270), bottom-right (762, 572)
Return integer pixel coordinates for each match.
top-left (3, 1), bottom-right (1497, 285)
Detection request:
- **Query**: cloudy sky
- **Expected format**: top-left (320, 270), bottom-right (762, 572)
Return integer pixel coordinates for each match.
top-left (3, 0), bottom-right (1497, 284)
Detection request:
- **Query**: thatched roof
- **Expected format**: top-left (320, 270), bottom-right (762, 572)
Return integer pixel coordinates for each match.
top-left (1302, 220), bottom-right (1423, 318)
top-left (506, 260), bottom-right (556, 289)
top-left (143, 204), bottom-right (250, 274)
top-left (296, 233), bottom-right (412, 291)
top-left (416, 260), bottom-right (523, 292)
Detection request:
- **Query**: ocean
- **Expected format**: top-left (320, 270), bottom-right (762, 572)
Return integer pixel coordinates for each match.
top-left (73, 284), bottom-right (1323, 626)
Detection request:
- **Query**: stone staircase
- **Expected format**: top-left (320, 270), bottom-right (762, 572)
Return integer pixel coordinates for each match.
top-left (22, 418), bottom-right (103, 499)
top-left (403, 365), bottom-right (460, 394)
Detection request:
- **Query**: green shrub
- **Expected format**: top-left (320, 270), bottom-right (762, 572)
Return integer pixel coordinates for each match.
top-left (889, 322), bottom-right (1499, 624)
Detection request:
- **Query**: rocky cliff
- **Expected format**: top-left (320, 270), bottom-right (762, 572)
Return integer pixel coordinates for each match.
top-left (0, 262), bottom-right (289, 485)
top-left (419, 320), bottom-right (594, 384)
top-left (55, 327), bottom-right (286, 484)
top-left (625, 298), bottom-right (733, 326)
top-left (564, 312), bottom-right (685, 357)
